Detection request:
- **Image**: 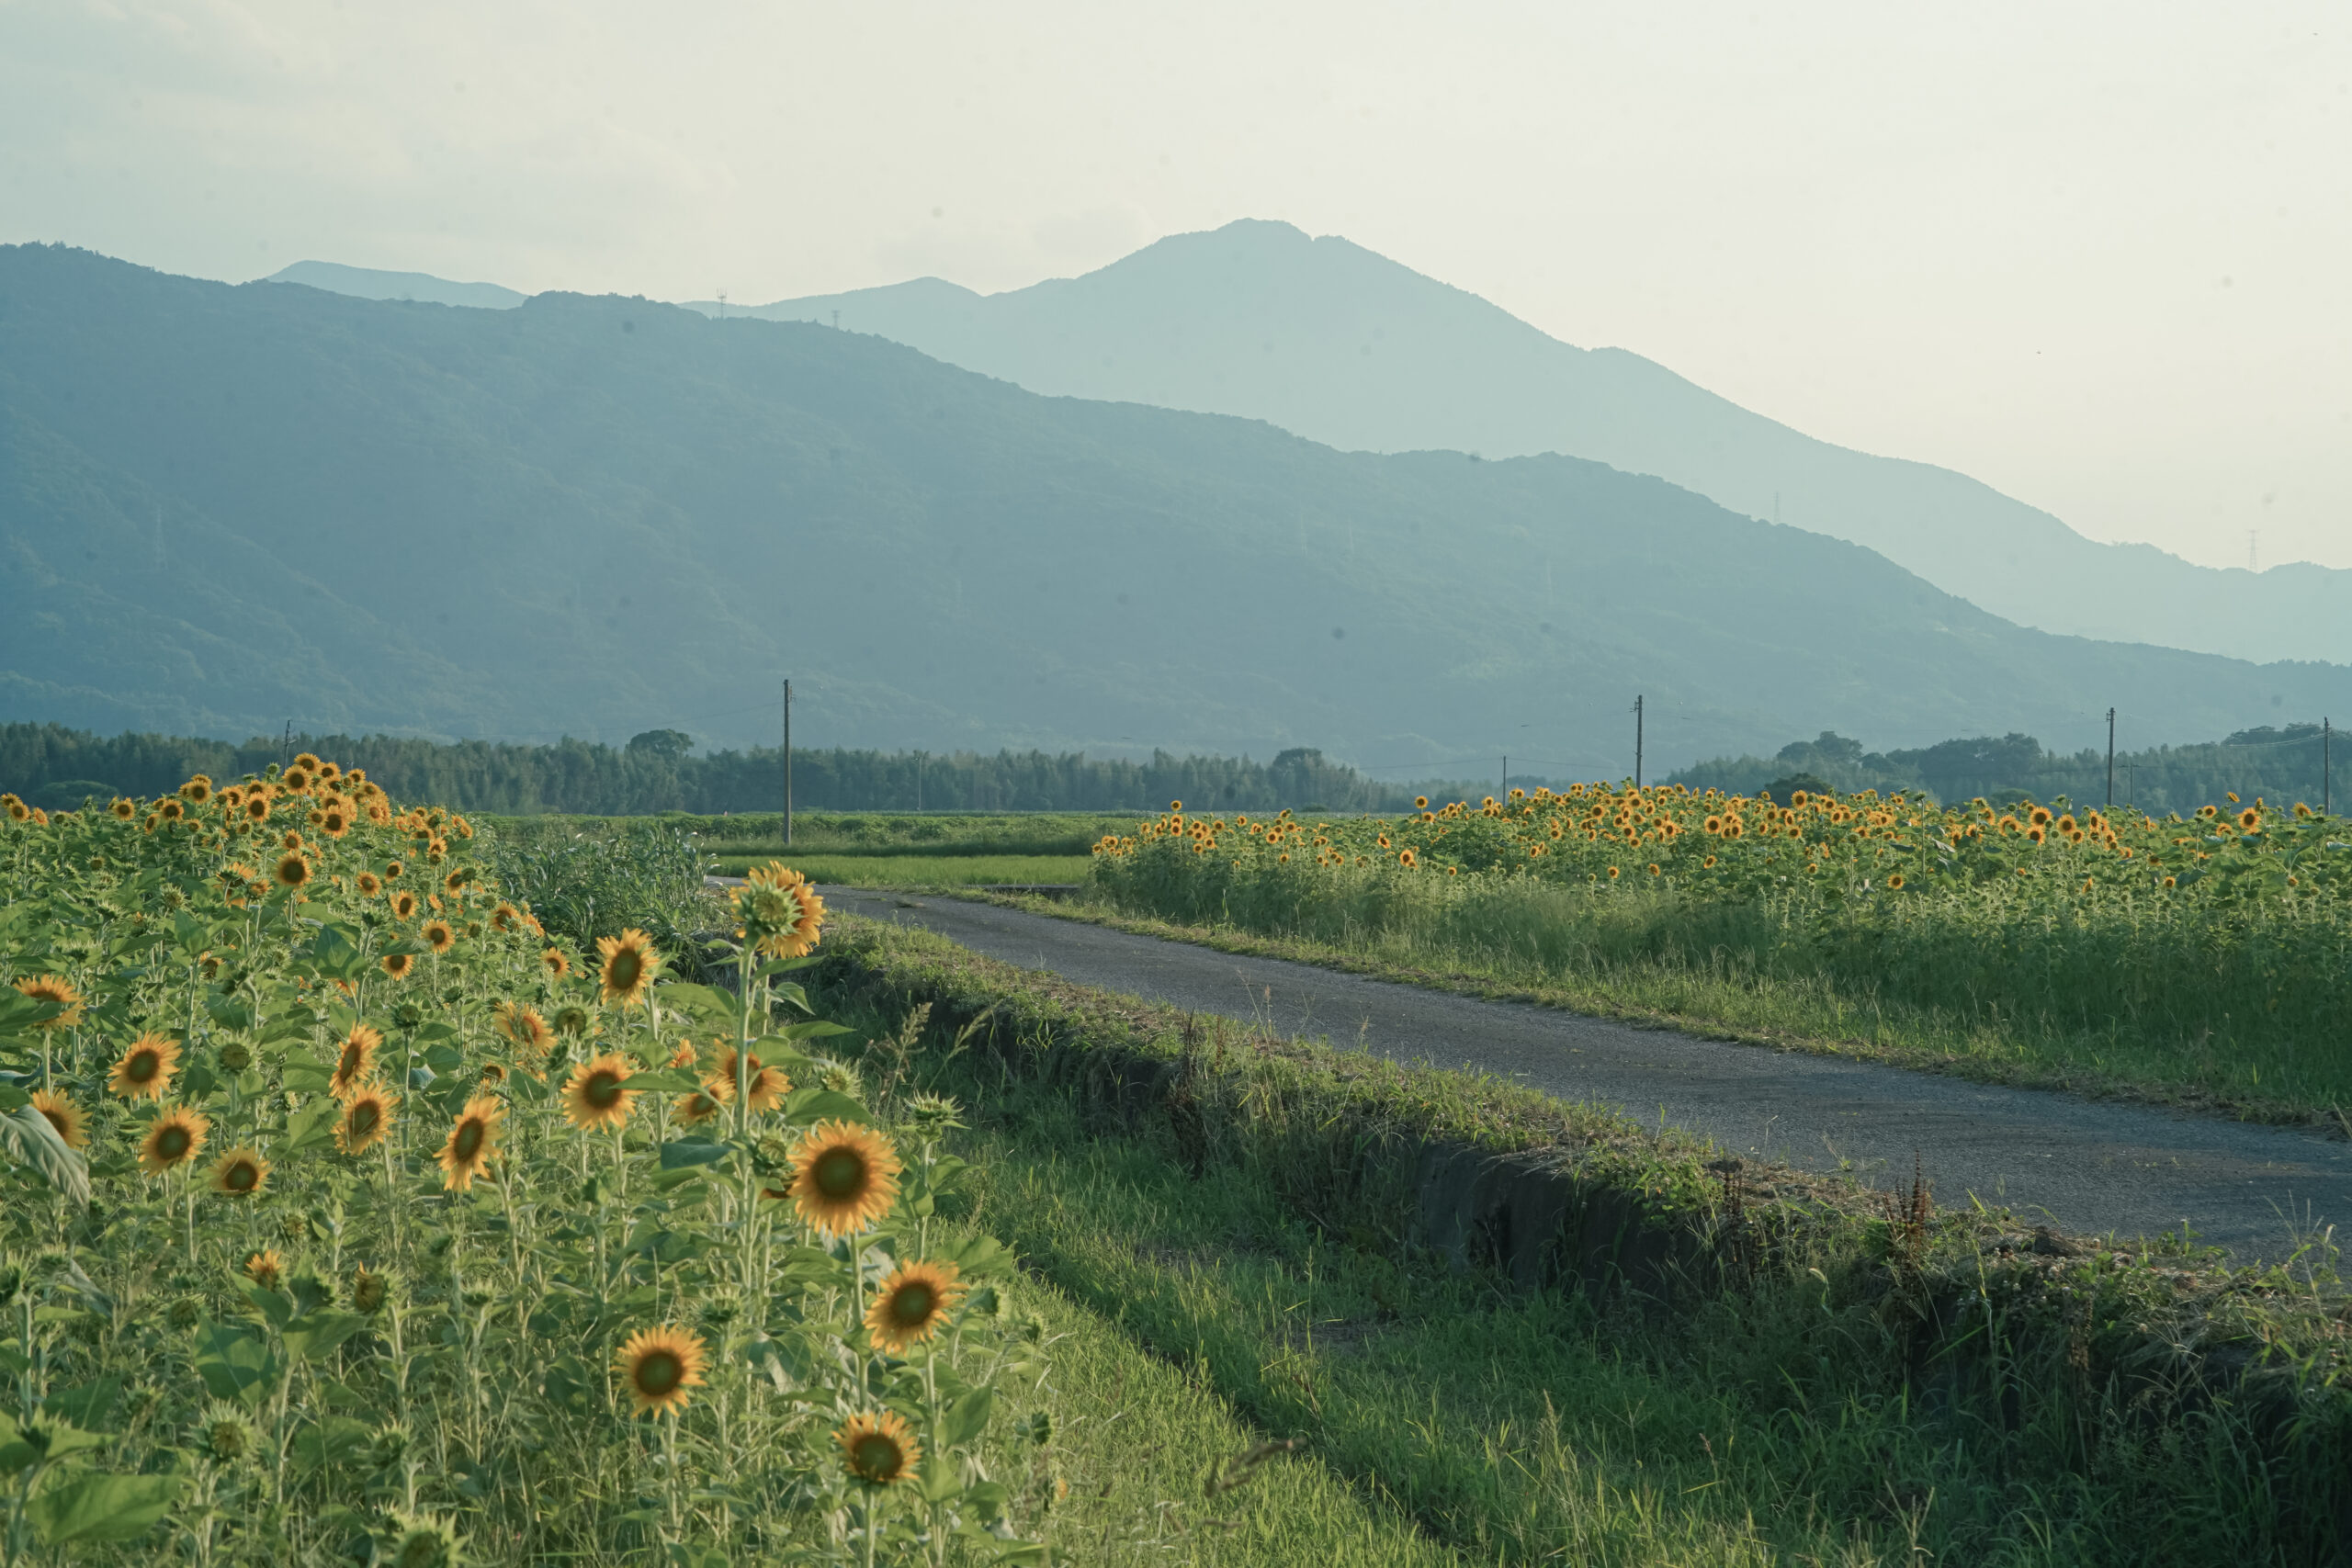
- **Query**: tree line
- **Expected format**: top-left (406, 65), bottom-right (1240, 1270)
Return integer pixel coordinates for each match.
top-left (0, 724), bottom-right (1437, 816)
top-left (1671, 723), bottom-right (2340, 814)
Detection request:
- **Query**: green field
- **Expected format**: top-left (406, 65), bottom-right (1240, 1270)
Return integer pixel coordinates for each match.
top-left (1091, 786), bottom-right (2352, 1119)
top-left (713, 852), bottom-right (1093, 886)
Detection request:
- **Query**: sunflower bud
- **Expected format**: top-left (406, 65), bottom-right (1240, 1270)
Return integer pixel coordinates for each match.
top-left (202, 1402), bottom-right (255, 1462)
top-left (218, 1040), bottom-right (252, 1073)
top-left (351, 1265), bottom-right (389, 1314)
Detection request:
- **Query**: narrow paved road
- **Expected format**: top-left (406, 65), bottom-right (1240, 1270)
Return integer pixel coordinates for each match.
top-left (820, 887), bottom-right (2350, 1263)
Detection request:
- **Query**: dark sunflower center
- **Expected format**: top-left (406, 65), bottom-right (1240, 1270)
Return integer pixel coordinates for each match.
top-left (609, 953), bottom-right (641, 989)
top-left (454, 1122), bottom-right (484, 1159)
top-left (586, 1073), bottom-right (622, 1108)
top-left (159, 1128), bottom-right (190, 1158)
top-left (351, 1104), bottom-right (379, 1135)
top-left (635, 1350), bottom-right (682, 1395)
top-left (852, 1435), bottom-right (903, 1479)
top-left (888, 1285), bottom-right (936, 1325)
top-left (340, 1047), bottom-right (361, 1077)
top-left (227, 1162), bottom-right (256, 1191)
top-left (813, 1149), bottom-right (867, 1199)
top-left (127, 1053), bottom-right (158, 1083)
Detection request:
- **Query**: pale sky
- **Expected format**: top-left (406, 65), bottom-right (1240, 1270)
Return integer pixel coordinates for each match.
top-left (6, 0), bottom-right (2348, 571)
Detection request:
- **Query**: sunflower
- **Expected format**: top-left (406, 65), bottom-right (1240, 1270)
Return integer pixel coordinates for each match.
top-left (327, 1024), bottom-right (381, 1098)
top-left (1886, 872), bottom-right (1906, 890)
top-left (1415, 795), bottom-right (1430, 810)
top-left (836, 1410), bottom-right (921, 1486)
top-left (553, 1004), bottom-right (595, 1038)
top-left (139, 1106), bottom-right (210, 1176)
top-left (2029, 807), bottom-right (2052, 828)
top-left (1702, 854), bottom-right (1718, 868)
top-left (245, 1250), bottom-right (285, 1292)
top-left (0, 794), bottom-right (24, 822)
top-left (491, 901), bottom-right (521, 932)
top-left (540, 946), bottom-right (571, 980)
top-left (733, 863), bottom-right (827, 957)
top-left (109, 797), bottom-right (137, 820)
top-left (784, 1121), bottom-right (901, 1237)
top-left (13, 975), bottom-right (85, 1030)
top-left (674, 1080), bottom-right (730, 1124)
top-left (281, 766), bottom-right (312, 793)
top-left (381, 952), bottom-right (415, 981)
top-left (865, 1259), bottom-right (965, 1353)
top-left (158, 797), bottom-right (185, 822)
top-left (335, 1086), bottom-right (399, 1156)
top-left (2238, 807), bottom-right (2261, 832)
top-left (421, 920), bottom-right (456, 955)
top-left (29, 1089), bottom-right (87, 1149)
top-left (2026, 826), bottom-right (2046, 845)
top-left (109, 1032), bottom-right (182, 1100)
top-left (320, 807), bottom-right (351, 839)
top-left (1606, 866), bottom-right (1620, 879)
top-left (716, 1047), bottom-right (792, 1112)
top-left (436, 1095), bottom-right (504, 1191)
top-left (209, 1145), bottom-right (270, 1198)
top-left (615, 1325), bottom-right (709, 1417)
top-left (390, 889), bottom-right (419, 920)
top-left (243, 795), bottom-right (272, 825)
top-left (595, 929), bottom-right (660, 1007)
top-left (383, 859), bottom-right (404, 881)
top-left (561, 1054), bottom-right (638, 1132)
top-left (442, 868), bottom-right (469, 895)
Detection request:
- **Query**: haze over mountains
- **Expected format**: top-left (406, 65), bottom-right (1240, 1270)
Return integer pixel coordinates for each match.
top-left (711, 221), bottom-right (2351, 668)
top-left (3, 243), bottom-right (2346, 775)
top-left (266, 222), bottom-right (2351, 669)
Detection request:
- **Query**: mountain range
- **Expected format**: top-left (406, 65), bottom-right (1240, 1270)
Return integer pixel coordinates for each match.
top-left (3, 241), bottom-right (2346, 775)
top-left (696, 221), bottom-right (2349, 668)
top-left (270, 222), bottom-right (2352, 668)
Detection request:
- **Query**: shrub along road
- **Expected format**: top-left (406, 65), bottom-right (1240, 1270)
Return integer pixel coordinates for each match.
top-left (818, 886), bottom-right (2350, 1263)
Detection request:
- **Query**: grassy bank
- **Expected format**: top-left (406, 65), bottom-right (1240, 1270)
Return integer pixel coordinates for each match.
top-left (1087, 790), bottom-right (2352, 1122)
top-left (814, 916), bottom-right (2352, 1567)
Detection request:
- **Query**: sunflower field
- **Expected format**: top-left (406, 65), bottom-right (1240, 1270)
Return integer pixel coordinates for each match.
top-left (1092, 784), bottom-right (2352, 1108)
top-left (0, 761), bottom-right (1057, 1564)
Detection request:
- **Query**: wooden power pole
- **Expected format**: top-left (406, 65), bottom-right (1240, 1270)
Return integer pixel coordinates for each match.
top-left (782, 680), bottom-right (793, 848)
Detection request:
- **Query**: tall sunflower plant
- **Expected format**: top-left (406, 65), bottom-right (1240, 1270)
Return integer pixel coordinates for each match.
top-left (0, 766), bottom-right (1055, 1564)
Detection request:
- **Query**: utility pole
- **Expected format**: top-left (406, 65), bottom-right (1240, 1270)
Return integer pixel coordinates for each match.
top-left (281, 721), bottom-right (293, 768)
top-left (2106, 707), bottom-right (2116, 807)
top-left (1500, 756), bottom-right (1507, 799)
top-left (782, 680), bottom-right (793, 847)
top-left (2326, 717), bottom-right (2333, 817)
top-left (917, 752), bottom-right (924, 813)
top-left (1633, 694), bottom-right (1645, 790)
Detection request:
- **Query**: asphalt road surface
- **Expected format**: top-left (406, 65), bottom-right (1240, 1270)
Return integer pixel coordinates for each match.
top-left (817, 887), bottom-right (2352, 1263)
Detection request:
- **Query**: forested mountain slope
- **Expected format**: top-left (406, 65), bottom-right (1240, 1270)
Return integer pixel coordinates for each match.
top-left (3, 243), bottom-right (2344, 775)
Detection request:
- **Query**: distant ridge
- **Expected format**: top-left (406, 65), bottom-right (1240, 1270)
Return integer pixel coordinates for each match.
top-left (265, 260), bottom-right (526, 310)
top-left (700, 220), bottom-right (2352, 668)
top-left (3, 243), bottom-right (2346, 774)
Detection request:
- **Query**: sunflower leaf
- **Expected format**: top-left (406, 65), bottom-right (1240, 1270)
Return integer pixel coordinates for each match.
top-left (26, 1471), bottom-right (181, 1546)
top-left (0, 1103), bottom-right (89, 1206)
top-left (939, 1386), bottom-right (995, 1449)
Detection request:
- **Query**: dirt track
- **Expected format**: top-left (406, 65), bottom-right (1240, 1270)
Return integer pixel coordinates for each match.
top-left (820, 886), bottom-right (2351, 1263)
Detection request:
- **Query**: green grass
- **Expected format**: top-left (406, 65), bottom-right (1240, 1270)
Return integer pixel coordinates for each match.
top-left (940, 1076), bottom-right (2327, 1567)
top-left (1089, 795), bottom-right (2352, 1122)
top-left (1013, 1273), bottom-right (1458, 1566)
top-left (712, 852), bottom-right (1093, 886)
top-left (813, 917), bottom-right (2352, 1568)
top-left (1009, 884), bottom-right (2352, 1124)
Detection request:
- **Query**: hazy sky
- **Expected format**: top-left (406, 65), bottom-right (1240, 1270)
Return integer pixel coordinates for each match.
top-left (6, 0), bottom-right (2347, 571)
